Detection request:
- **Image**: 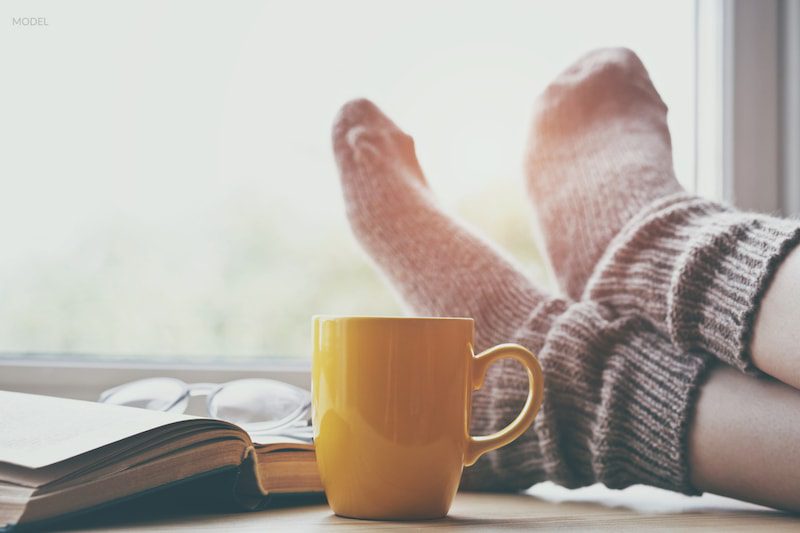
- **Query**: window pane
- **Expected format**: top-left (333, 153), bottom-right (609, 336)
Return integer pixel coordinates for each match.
top-left (0, 0), bottom-right (695, 359)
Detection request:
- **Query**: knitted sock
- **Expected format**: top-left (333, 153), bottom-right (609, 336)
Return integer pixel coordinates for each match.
top-left (525, 47), bottom-right (682, 300)
top-left (527, 48), bottom-right (800, 372)
top-left (586, 195), bottom-right (800, 373)
top-left (332, 98), bottom-right (545, 351)
top-left (332, 98), bottom-right (711, 493)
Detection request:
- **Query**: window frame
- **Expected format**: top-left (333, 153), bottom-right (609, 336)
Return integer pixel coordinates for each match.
top-left (697, 0), bottom-right (800, 215)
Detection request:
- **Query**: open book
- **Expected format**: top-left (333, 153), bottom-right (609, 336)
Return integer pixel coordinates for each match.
top-left (0, 390), bottom-right (321, 530)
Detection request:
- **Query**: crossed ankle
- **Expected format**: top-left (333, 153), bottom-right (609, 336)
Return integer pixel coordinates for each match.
top-left (464, 300), bottom-right (711, 494)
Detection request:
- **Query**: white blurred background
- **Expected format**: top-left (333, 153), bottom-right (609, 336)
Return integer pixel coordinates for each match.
top-left (0, 0), bottom-right (695, 359)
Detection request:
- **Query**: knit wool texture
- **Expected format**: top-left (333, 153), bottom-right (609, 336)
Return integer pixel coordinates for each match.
top-left (525, 47), bottom-right (682, 301)
top-left (528, 48), bottom-right (800, 372)
top-left (332, 98), bottom-right (711, 494)
top-left (587, 193), bottom-right (800, 373)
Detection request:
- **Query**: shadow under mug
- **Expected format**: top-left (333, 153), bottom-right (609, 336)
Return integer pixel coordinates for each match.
top-left (312, 316), bottom-right (544, 520)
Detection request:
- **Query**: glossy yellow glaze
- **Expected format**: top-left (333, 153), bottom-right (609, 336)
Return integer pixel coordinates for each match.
top-left (312, 316), bottom-right (543, 520)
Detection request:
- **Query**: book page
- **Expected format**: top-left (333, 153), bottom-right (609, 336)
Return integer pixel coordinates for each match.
top-left (254, 435), bottom-right (314, 452)
top-left (0, 391), bottom-right (198, 469)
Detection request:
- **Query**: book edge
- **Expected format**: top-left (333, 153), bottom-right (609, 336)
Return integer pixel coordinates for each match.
top-left (3, 465), bottom-right (243, 532)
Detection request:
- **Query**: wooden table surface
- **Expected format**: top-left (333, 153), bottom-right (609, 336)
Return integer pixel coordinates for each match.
top-left (57, 482), bottom-right (799, 532)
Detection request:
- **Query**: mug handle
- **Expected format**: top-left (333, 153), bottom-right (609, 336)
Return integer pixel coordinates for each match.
top-left (464, 343), bottom-right (544, 466)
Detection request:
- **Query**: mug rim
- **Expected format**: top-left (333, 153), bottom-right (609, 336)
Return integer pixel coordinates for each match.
top-left (313, 314), bottom-right (473, 323)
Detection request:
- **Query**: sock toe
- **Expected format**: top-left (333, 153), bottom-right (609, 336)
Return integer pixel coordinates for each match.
top-left (332, 98), bottom-right (395, 147)
top-left (332, 98), bottom-right (425, 186)
top-left (534, 47), bottom-right (666, 133)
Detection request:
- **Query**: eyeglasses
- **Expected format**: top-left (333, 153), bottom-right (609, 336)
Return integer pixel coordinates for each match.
top-left (99, 377), bottom-right (312, 442)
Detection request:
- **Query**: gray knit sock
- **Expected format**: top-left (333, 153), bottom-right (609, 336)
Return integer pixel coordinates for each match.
top-left (527, 48), bottom-right (800, 373)
top-left (526, 47), bottom-right (682, 300)
top-left (586, 194), bottom-right (800, 373)
top-left (332, 98), bottom-right (711, 493)
top-left (461, 301), bottom-right (710, 495)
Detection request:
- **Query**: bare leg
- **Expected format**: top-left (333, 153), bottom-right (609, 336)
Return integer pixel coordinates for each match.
top-left (751, 245), bottom-right (800, 390)
top-left (690, 364), bottom-right (800, 511)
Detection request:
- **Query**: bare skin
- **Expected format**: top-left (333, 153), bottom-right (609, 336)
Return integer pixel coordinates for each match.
top-left (689, 248), bottom-right (800, 512)
top-left (750, 244), bottom-right (800, 390)
top-left (689, 365), bottom-right (800, 512)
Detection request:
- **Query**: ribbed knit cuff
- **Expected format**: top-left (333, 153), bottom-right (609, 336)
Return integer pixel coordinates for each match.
top-left (587, 194), bottom-right (800, 373)
top-left (670, 212), bottom-right (800, 372)
top-left (462, 300), bottom-right (711, 496)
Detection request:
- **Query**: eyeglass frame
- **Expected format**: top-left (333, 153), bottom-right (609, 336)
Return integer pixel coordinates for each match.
top-left (99, 377), bottom-right (312, 439)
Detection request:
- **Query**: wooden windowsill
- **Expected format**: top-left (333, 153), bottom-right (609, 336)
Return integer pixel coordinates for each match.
top-left (54, 482), bottom-right (797, 531)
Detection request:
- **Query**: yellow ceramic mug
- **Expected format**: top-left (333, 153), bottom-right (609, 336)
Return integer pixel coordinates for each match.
top-left (312, 316), bottom-right (544, 520)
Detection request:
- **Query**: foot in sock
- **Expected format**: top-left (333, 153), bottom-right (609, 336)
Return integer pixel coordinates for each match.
top-left (332, 98), bottom-right (710, 494)
top-left (525, 47), bottom-right (683, 300)
top-left (332, 98), bottom-right (546, 350)
top-left (526, 48), bottom-right (800, 372)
